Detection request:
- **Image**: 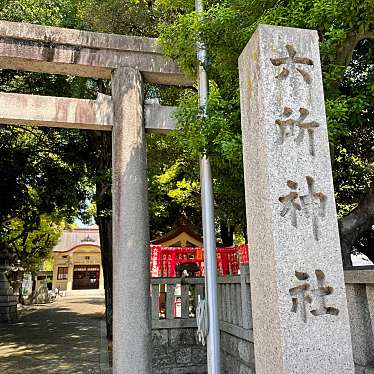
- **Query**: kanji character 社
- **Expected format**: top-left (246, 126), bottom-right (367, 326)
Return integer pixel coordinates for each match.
top-left (289, 270), bottom-right (339, 323)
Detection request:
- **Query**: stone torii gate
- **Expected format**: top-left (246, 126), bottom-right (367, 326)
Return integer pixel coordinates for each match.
top-left (0, 20), bottom-right (192, 373)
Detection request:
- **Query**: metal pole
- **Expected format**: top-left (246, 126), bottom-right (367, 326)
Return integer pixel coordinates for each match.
top-left (196, 0), bottom-right (208, 113)
top-left (200, 156), bottom-right (221, 374)
top-left (196, 1), bottom-right (220, 373)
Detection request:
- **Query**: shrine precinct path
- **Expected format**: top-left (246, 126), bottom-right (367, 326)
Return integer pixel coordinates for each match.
top-left (0, 292), bottom-right (109, 374)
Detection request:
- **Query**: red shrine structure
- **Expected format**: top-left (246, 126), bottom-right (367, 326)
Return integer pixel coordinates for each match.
top-left (150, 217), bottom-right (249, 278)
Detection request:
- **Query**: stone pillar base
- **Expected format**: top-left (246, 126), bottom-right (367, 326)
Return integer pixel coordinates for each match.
top-left (0, 303), bottom-right (17, 323)
top-left (0, 261), bottom-right (18, 323)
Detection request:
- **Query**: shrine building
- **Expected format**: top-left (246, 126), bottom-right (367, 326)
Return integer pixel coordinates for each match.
top-left (151, 216), bottom-right (203, 248)
top-left (52, 228), bottom-right (104, 292)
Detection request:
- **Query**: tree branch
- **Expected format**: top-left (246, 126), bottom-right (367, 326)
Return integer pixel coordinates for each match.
top-left (336, 29), bottom-right (374, 68)
top-left (331, 28), bottom-right (374, 91)
top-left (339, 182), bottom-right (374, 268)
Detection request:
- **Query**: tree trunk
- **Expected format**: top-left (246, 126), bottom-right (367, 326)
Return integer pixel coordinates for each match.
top-left (30, 274), bottom-right (37, 303)
top-left (338, 185), bottom-right (374, 268)
top-left (97, 213), bottom-right (113, 339)
top-left (89, 128), bottom-right (113, 339)
top-left (89, 80), bottom-right (114, 339)
top-left (220, 223), bottom-right (234, 247)
top-left (352, 230), bottom-right (374, 264)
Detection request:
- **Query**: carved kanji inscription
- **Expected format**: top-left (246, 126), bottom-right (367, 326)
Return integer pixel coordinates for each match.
top-left (275, 107), bottom-right (320, 156)
top-left (279, 176), bottom-right (327, 240)
top-left (289, 270), bottom-right (339, 323)
top-left (270, 44), bottom-right (314, 84)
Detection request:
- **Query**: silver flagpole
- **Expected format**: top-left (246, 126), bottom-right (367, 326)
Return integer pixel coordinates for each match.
top-left (196, 1), bottom-right (220, 373)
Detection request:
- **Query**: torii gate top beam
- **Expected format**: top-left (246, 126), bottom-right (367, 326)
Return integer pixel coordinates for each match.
top-left (0, 21), bottom-right (193, 86)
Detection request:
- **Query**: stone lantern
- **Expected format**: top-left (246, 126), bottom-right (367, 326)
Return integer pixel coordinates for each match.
top-left (0, 253), bottom-right (17, 322)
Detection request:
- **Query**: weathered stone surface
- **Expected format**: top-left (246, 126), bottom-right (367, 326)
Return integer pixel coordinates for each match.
top-left (239, 24), bottom-right (354, 373)
top-left (0, 21), bottom-right (193, 86)
top-left (220, 331), bottom-right (254, 374)
top-left (112, 67), bottom-right (151, 374)
top-left (238, 339), bottom-right (250, 363)
top-left (345, 270), bottom-right (374, 285)
top-left (221, 331), bottom-right (239, 357)
top-left (33, 281), bottom-right (50, 304)
top-left (240, 264), bottom-right (252, 330)
top-left (345, 284), bottom-right (374, 366)
top-left (176, 347), bottom-right (192, 365)
top-left (192, 346), bottom-right (207, 364)
top-left (144, 99), bottom-right (178, 133)
top-left (152, 327), bottom-right (207, 373)
top-left (248, 342), bottom-right (255, 368)
top-left (169, 327), bottom-right (196, 346)
top-left (153, 347), bottom-right (176, 367)
top-left (366, 285), bottom-right (374, 339)
top-left (152, 329), bottom-right (169, 347)
top-left (239, 364), bottom-right (255, 374)
top-left (0, 260), bottom-right (17, 323)
top-left (0, 92), bottom-right (177, 133)
top-left (219, 271), bottom-right (374, 374)
top-left (354, 365), bottom-right (366, 374)
top-left (153, 368), bottom-right (170, 374)
top-left (168, 366), bottom-right (207, 374)
top-left (0, 92), bottom-right (113, 131)
top-left (221, 352), bottom-right (240, 374)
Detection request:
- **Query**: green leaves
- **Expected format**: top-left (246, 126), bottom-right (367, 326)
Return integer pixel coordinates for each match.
top-left (0, 0), bottom-right (97, 266)
top-left (0, 0), bottom-right (86, 28)
top-left (157, 0), bottom-right (374, 235)
top-left (172, 82), bottom-right (242, 161)
top-left (6, 214), bottom-right (64, 273)
top-left (0, 0), bottom-right (371, 245)
top-left (158, 11), bottom-right (199, 77)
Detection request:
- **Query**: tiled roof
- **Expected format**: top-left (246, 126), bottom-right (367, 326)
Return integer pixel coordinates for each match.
top-left (151, 217), bottom-right (202, 245)
top-left (53, 227), bottom-right (100, 252)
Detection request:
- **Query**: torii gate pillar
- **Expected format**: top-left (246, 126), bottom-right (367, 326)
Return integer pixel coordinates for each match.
top-left (112, 67), bottom-right (152, 373)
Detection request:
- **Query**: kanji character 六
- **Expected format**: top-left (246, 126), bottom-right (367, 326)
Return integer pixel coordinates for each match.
top-left (270, 44), bottom-right (314, 84)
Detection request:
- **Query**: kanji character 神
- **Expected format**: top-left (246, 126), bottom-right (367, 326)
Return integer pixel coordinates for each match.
top-left (279, 176), bottom-right (327, 240)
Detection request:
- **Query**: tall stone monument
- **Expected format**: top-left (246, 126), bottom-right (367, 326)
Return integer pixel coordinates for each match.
top-left (239, 25), bottom-right (354, 373)
top-left (0, 254), bottom-right (17, 322)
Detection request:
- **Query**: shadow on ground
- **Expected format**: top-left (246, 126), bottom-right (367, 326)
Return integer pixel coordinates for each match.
top-left (0, 296), bottom-right (105, 374)
top-left (63, 298), bottom-right (105, 307)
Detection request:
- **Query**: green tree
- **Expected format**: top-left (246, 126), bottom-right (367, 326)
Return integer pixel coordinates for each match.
top-left (6, 214), bottom-right (63, 275)
top-left (0, 0), bottom-right (96, 278)
top-left (157, 0), bottom-right (374, 265)
top-left (0, 122), bottom-right (94, 255)
top-left (0, 0), bottom-right (86, 28)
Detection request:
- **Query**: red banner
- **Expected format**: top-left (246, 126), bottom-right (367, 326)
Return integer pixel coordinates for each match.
top-left (239, 244), bottom-right (249, 265)
top-left (150, 244), bottom-right (248, 278)
top-left (150, 245), bottom-right (161, 277)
